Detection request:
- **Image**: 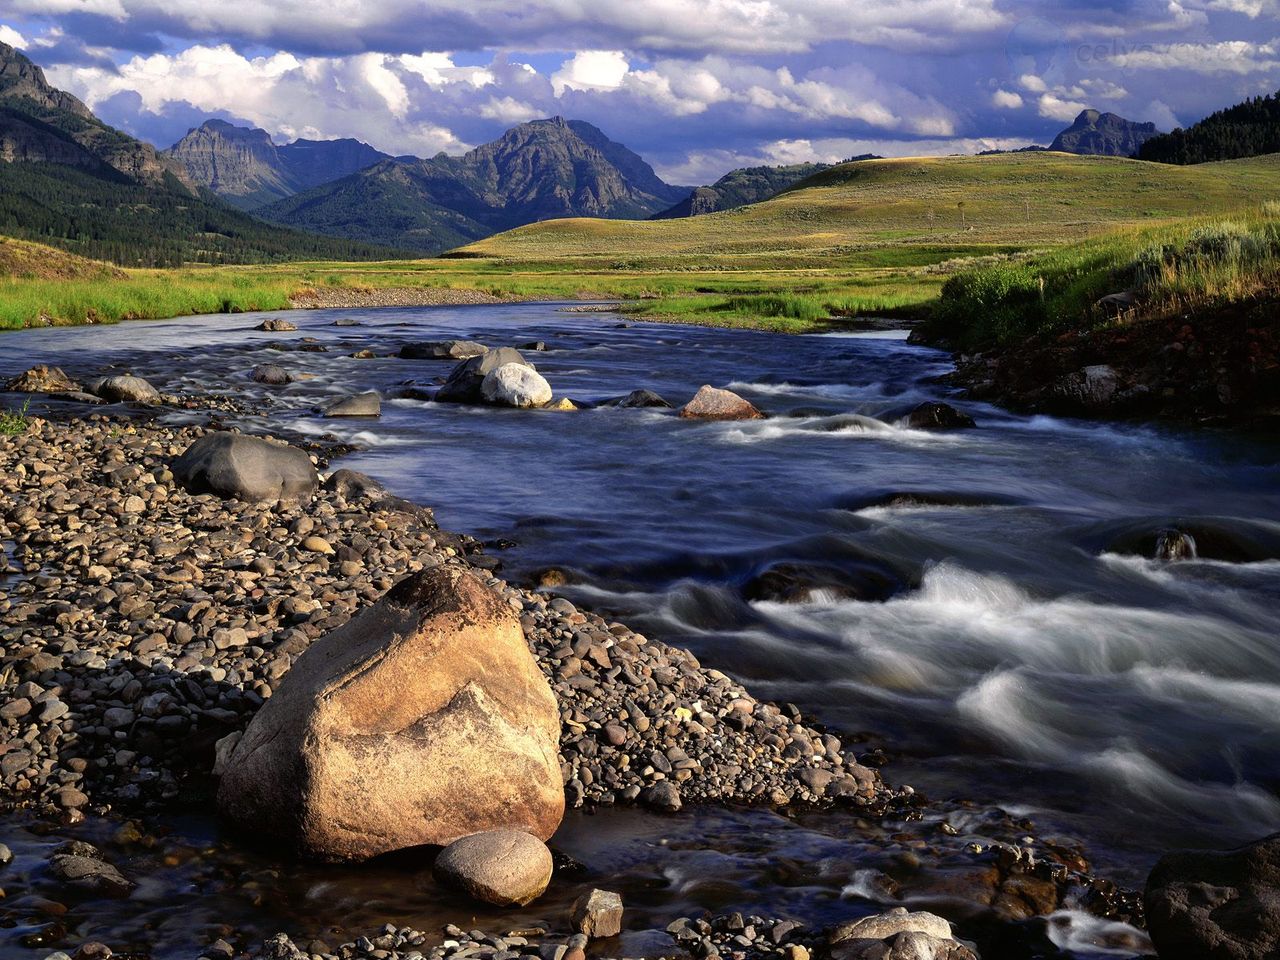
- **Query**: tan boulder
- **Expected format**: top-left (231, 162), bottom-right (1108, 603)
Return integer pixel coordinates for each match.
top-left (6, 364), bottom-right (80, 393)
top-left (216, 566), bottom-right (564, 861)
top-left (679, 384), bottom-right (766, 421)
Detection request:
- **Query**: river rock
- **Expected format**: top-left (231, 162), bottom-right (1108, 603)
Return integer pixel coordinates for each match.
top-left (436, 348), bottom-right (532, 404)
top-left (906, 401), bottom-right (976, 430)
top-left (323, 391), bottom-right (381, 417)
top-left (324, 468), bottom-right (385, 500)
top-left (172, 432), bottom-right (319, 503)
top-left (49, 846), bottom-right (133, 898)
top-left (251, 364), bottom-right (292, 385)
top-left (216, 566), bottom-right (564, 861)
top-left (257, 318), bottom-right (298, 332)
top-left (571, 889), bottom-right (624, 938)
top-left (6, 364), bottom-right (79, 393)
top-left (481, 363), bottom-right (553, 408)
top-left (679, 385), bottom-right (766, 421)
top-left (433, 830), bottom-right (554, 907)
top-left (615, 389), bottom-right (672, 409)
top-left (829, 909), bottom-right (975, 960)
top-left (97, 375), bottom-right (160, 403)
top-left (1145, 832), bottom-right (1280, 960)
top-left (1054, 364), bottom-right (1120, 408)
top-left (399, 340), bottom-right (488, 360)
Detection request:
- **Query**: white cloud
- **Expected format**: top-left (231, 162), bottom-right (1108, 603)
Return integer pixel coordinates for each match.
top-left (0, 24), bottom-right (26, 47)
top-left (358, 53), bottom-right (410, 118)
top-left (1018, 73), bottom-right (1048, 93)
top-left (1038, 92), bottom-right (1089, 121)
top-left (1105, 38), bottom-right (1280, 74)
top-left (992, 89), bottom-right (1024, 109)
top-left (478, 95), bottom-right (542, 123)
top-left (1143, 98), bottom-right (1182, 130)
top-left (551, 50), bottom-right (630, 95)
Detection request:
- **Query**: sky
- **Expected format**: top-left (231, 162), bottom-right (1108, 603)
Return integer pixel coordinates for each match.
top-left (0, 1), bottom-right (1277, 184)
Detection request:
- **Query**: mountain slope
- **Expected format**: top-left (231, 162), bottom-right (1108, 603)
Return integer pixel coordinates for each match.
top-left (165, 119), bottom-right (391, 209)
top-left (1049, 109), bottom-right (1161, 156)
top-left (454, 152), bottom-right (1280, 262)
top-left (0, 44), bottom-right (401, 266)
top-left (654, 162), bottom-right (831, 218)
top-left (1138, 90), bottom-right (1280, 164)
top-left (262, 117), bottom-right (688, 253)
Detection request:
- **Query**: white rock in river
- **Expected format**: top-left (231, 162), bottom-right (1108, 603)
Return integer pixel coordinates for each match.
top-left (481, 362), bottom-right (552, 408)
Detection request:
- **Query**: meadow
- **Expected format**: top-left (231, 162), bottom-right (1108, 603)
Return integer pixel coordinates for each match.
top-left (2, 151), bottom-right (1278, 334)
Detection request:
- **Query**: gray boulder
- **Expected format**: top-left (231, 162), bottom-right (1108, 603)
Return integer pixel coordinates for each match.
top-left (172, 432), bottom-right (318, 503)
top-left (399, 340), bottom-right (488, 360)
top-left (97, 375), bottom-right (160, 403)
top-left (481, 363), bottom-right (553, 408)
top-left (1054, 364), bottom-right (1120, 408)
top-left (1146, 833), bottom-right (1280, 960)
top-left (436, 348), bottom-right (531, 404)
top-left (257, 318), bottom-right (298, 332)
top-left (323, 391), bottom-right (381, 417)
top-left (324, 469), bottom-right (384, 500)
top-left (433, 830), bottom-right (554, 907)
top-left (615, 389), bottom-right (672, 409)
top-left (252, 364), bottom-right (292, 385)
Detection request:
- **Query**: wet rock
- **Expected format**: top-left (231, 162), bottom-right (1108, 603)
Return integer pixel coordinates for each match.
top-left (436, 348), bottom-right (532, 404)
top-left (614, 389), bottom-right (672, 409)
top-left (742, 562), bottom-right (903, 604)
top-left (433, 830), bottom-right (554, 907)
top-left (399, 340), bottom-right (488, 360)
top-left (571, 889), bottom-right (624, 938)
top-left (1054, 364), bottom-right (1119, 408)
top-left (251, 364), bottom-right (292, 385)
top-left (544, 398), bottom-right (579, 411)
top-left (96, 375), bottom-right (160, 403)
top-left (172, 432), bottom-right (319, 503)
top-left (6, 364), bottom-right (79, 393)
top-left (1145, 832), bottom-right (1280, 960)
top-left (324, 469), bottom-right (385, 500)
top-left (642, 781), bottom-right (682, 812)
top-left (906, 401), bottom-right (976, 430)
top-left (323, 391), bottom-right (381, 418)
top-left (1155, 528), bottom-right (1197, 561)
top-left (49, 848), bottom-right (133, 898)
top-left (521, 341), bottom-right (549, 352)
top-left (217, 567), bottom-right (564, 860)
top-left (257, 318), bottom-right (298, 332)
top-left (482, 363), bottom-right (553, 408)
top-left (679, 385), bottom-right (766, 421)
top-left (829, 909), bottom-right (975, 960)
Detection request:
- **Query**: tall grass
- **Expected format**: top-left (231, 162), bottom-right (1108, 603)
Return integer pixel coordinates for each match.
top-left (928, 208), bottom-right (1280, 348)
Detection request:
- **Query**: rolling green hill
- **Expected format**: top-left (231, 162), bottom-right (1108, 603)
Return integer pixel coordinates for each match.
top-left (653, 162), bottom-right (830, 219)
top-left (457, 151), bottom-right (1280, 264)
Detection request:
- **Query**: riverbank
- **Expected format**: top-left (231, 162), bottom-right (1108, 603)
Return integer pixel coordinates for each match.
top-left (0, 408), bottom-right (1150, 959)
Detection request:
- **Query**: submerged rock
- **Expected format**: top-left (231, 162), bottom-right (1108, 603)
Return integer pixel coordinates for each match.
top-left (172, 432), bottom-right (318, 503)
top-left (481, 362), bottom-right (553, 408)
top-left (433, 830), bottom-right (554, 907)
top-left (6, 364), bottom-right (79, 393)
top-left (906, 401), bottom-right (976, 430)
top-left (1154, 528), bottom-right (1198, 561)
top-left (216, 566), bottom-right (564, 861)
top-left (399, 340), bottom-right (488, 360)
top-left (251, 363), bottom-right (292, 385)
top-left (323, 391), bottom-right (381, 417)
top-left (97, 375), bottom-right (160, 403)
top-left (742, 562), bottom-right (903, 604)
top-left (614, 389), bottom-right (673, 409)
top-left (1145, 832), bottom-right (1280, 960)
top-left (679, 385), bottom-right (766, 421)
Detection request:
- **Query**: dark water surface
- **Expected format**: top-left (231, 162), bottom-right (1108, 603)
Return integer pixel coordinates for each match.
top-left (3, 303), bottom-right (1279, 957)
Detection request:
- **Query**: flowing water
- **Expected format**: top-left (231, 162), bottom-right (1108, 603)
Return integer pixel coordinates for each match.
top-left (2, 303), bottom-right (1279, 958)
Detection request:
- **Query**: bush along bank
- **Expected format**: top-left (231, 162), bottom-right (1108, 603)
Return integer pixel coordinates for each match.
top-left (913, 215), bottom-right (1280, 424)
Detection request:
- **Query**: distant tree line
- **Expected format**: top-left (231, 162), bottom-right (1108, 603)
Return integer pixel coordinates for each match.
top-left (1138, 90), bottom-right (1280, 164)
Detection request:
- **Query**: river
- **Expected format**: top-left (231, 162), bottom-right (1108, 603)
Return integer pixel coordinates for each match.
top-left (2, 302), bottom-right (1279, 957)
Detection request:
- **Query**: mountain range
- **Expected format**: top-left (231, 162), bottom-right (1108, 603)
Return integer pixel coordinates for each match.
top-left (1048, 109), bottom-right (1161, 157)
top-left (0, 41), bottom-right (399, 266)
top-left (165, 120), bottom-right (394, 209)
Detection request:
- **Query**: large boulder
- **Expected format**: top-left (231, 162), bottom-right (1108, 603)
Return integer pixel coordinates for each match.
top-left (481, 363), bottom-right (553, 408)
top-left (172, 432), bottom-right (318, 503)
top-left (906, 401), bottom-right (976, 430)
top-left (6, 365), bottom-right (79, 393)
top-left (829, 909), bottom-right (976, 960)
top-left (399, 340), bottom-right (488, 360)
top-left (679, 385), bottom-right (766, 421)
top-left (433, 830), bottom-right (554, 906)
top-left (216, 566), bottom-right (564, 861)
top-left (436, 348), bottom-right (531, 404)
top-left (323, 391), bottom-right (381, 417)
top-left (97, 375), bottom-right (160, 403)
top-left (1145, 833), bottom-right (1280, 960)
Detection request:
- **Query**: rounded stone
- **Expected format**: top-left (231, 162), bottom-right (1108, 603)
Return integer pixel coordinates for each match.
top-left (433, 830), bottom-right (553, 907)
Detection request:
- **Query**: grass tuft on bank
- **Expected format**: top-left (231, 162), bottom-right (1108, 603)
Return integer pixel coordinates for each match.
top-left (924, 207), bottom-right (1280, 349)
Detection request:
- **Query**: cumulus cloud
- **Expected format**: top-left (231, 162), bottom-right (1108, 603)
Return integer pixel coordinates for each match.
top-left (1105, 38), bottom-right (1280, 74)
top-left (551, 50), bottom-right (630, 94)
top-left (1038, 92), bottom-right (1088, 121)
top-left (992, 88), bottom-right (1024, 108)
top-left (0, 23), bottom-right (24, 47)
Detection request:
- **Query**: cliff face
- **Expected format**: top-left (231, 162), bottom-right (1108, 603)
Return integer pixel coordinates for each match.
top-left (165, 120), bottom-right (391, 209)
top-left (0, 41), bottom-right (191, 189)
top-left (1050, 110), bottom-right (1161, 157)
top-left (262, 117), bottom-right (689, 253)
